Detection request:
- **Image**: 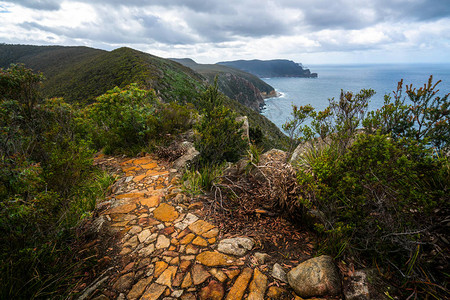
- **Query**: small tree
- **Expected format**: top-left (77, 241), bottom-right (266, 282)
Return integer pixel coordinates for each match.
top-left (194, 78), bottom-right (248, 165)
top-left (284, 89), bottom-right (375, 158)
top-left (0, 63), bottom-right (44, 117)
top-left (84, 84), bottom-right (158, 154)
top-left (364, 76), bottom-right (449, 150)
top-left (282, 104), bottom-right (314, 154)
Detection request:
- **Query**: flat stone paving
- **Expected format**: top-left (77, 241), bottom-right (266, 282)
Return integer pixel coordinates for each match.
top-left (89, 154), bottom-right (304, 300)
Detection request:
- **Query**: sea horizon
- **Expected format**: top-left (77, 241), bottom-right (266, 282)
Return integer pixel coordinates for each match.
top-left (261, 63), bottom-right (450, 130)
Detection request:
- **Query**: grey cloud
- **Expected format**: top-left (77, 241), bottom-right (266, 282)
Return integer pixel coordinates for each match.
top-left (6, 0), bottom-right (450, 63)
top-left (278, 0), bottom-right (450, 30)
top-left (378, 0), bottom-right (450, 22)
top-left (135, 14), bottom-right (199, 44)
top-left (80, 0), bottom-right (230, 13)
top-left (75, 1), bottom-right (288, 43)
top-left (302, 7), bottom-right (378, 30)
top-left (3, 0), bottom-right (60, 10)
top-left (90, 0), bottom-right (450, 42)
top-left (187, 14), bottom-right (288, 42)
top-left (18, 0), bottom-right (447, 45)
top-left (19, 10), bottom-right (198, 45)
top-left (178, 3), bottom-right (291, 42)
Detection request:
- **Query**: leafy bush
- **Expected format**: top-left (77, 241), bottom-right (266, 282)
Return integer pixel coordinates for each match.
top-left (282, 104), bottom-right (314, 154)
top-left (194, 79), bottom-right (248, 165)
top-left (84, 84), bottom-right (198, 155)
top-left (364, 76), bottom-right (449, 150)
top-left (0, 64), bottom-right (113, 298)
top-left (286, 78), bottom-right (449, 297)
top-left (84, 84), bottom-right (159, 154)
top-left (322, 134), bottom-right (445, 254)
top-left (154, 102), bottom-right (197, 144)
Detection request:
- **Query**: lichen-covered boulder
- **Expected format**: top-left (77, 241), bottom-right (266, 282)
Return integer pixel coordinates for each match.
top-left (217, 237), bottom-right (255, 256)
top-left (287, 255), bottom-right (341, 298)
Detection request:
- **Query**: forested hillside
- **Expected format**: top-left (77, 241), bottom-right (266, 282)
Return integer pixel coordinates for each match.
top-left (218, 59), bottom-right (318, 78)
top-left (0, 44), bottom-right (288, 149)
top-left (171, 58), bottom-right (276, 111)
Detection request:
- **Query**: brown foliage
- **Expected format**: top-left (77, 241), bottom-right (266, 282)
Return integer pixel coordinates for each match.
top-left (155, 141), bottom-right (188, 162)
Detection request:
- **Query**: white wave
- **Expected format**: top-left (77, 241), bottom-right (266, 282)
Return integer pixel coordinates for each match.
top-left (278, 91), bottom-right (286, 98)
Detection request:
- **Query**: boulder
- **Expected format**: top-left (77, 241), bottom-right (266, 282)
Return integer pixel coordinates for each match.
top-left (287, 255), bottom-right (341, 298)
top-left (217, 237), bottom-right (255, 256)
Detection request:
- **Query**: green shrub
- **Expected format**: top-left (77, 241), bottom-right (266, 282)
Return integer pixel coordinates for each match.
top-left (0, 64), bottom-right (113, 298)
top-left (245, 143), bottom-right (263, 173)
top-left (194, 79), bottom-right (248, 165)
top-left (85, 84), bottom-right (159, 154)
top-left (329, 134), bottom-right (443, 253)
top-left (153, 102), bottom-right (197, 145)
top-left (84, 84), bottom-right (197, 154)
top-left (0, 63), bottom-right (44, 117)
top-left (364, 76), bottom-right (449, 150)
top-left (182, 164), bottom-right (225, 196)
top-left (282, 104), bottom-right (314, 154)
top-left (248, 126), bottom-right (263, 145)
top-left (287, 78), bottom-right (449, 297)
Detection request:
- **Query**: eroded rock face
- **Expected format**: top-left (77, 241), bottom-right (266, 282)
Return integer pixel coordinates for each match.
top-left (217, 237), bottom-right (255, 256)
top-left (287, 255), bottom-right (341, 298)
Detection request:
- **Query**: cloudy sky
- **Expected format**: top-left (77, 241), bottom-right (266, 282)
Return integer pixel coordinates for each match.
top-left (1, 0), bottom-right (449, 64)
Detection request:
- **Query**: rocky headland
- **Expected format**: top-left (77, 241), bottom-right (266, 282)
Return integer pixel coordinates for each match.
top-left (217, 59), bottom-right (318, 78)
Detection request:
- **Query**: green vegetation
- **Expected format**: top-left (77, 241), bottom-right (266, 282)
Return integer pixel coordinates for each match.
top-left (0, 64), bottom-right (114, 298)
top-left (181, 80), bottom-right (249, 196)
top-left (182, 164), bottom-right (225, 197)
top-left (171, 58), bottom-right (275, 111)
top-left (1, 45), bottom-right (448, 299)
top-left (194, 79), bottom-right (248, 165)
top-left (83, 84), bottom-right (158, 154)
top-left (0, 44), bottom-right (288, 150)
top-left (0, 63), bottom-right (263, 297)
top-left (286, 77), bottom-right (449, 298)
top-left (83, 84), bottom-right (197, 155)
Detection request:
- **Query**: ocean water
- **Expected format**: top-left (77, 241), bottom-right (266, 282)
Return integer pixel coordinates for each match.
top-left (261, 64), bottom-right (450, 130)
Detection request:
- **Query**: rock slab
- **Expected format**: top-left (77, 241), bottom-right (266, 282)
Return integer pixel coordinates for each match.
top-left (217, 237), bottom-right (255, 256)
top-left (287, 255), bottom-right (341, 298)
top-left (272, 263), bottom-right (287, 283)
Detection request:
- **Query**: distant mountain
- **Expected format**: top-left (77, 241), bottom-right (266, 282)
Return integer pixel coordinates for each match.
top-left (0, 44), bottom-right (203, 104)
top-left (0, 44), bottom-right (288, 149)
top-left (217, 59), bottom-right (318, 78)
top-left (171, 58), bottom-right (276, 111)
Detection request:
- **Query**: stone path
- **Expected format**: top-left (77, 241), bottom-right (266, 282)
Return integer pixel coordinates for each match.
top-left (84, 154), bottom-right (312, 300)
